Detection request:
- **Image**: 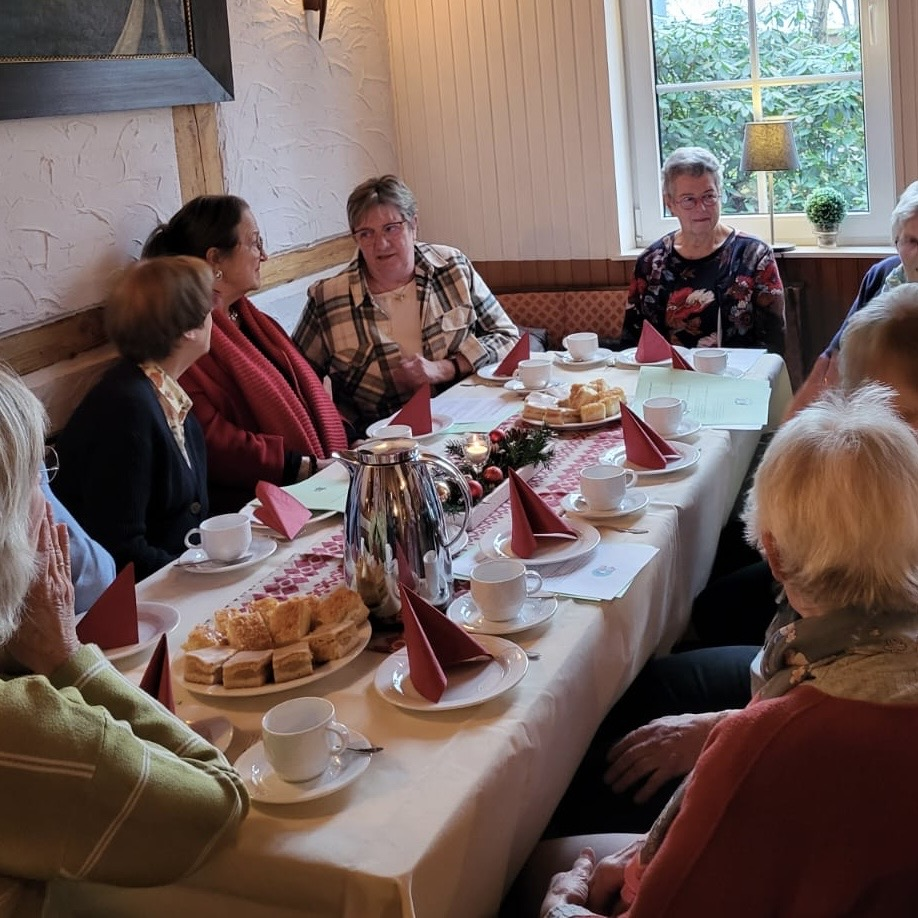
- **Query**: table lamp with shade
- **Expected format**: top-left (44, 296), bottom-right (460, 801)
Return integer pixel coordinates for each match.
top-left (740, 118), bottom-right (800, 252)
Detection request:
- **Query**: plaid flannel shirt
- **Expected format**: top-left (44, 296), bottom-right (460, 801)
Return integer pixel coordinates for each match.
top-left (293, 243), bottom-right (519, 432)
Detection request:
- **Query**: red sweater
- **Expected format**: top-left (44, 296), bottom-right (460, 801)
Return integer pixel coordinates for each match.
top-left (627, 686), bottom-right (918, 917)
top-left (181, 299), bottom-right (347, 511)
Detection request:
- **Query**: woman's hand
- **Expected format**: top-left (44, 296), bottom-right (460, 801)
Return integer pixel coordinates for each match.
top-left (586, 839), bottom-right (644, 915)
top-left (604, 711), bottom-right (730, 803)
top-left (540, 848), bottom-right (598, 918)
top-left (8, 501), bottom-right (80, 676)
top-left (392, 353), bottom-right (457, 393)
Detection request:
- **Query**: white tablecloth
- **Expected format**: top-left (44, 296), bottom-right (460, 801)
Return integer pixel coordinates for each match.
top-left (53, 354), bottom-right (791, 918)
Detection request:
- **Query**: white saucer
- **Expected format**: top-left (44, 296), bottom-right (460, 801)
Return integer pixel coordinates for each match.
top-left (477, 363), bottom-right (516, 383)
top-left (447, 593), bottom-right (558, 635)
top-left (481, 517), bottom-right (601, 566)
top-left (103, 602), bottom-right (180, 661)
top-left (553, 347), bottom-right (614, 370)
top-left (503, 378), bottom-right (565, 395)
top-left (174, 536), bottom-right (277, 574)
top-left (613, 347), bottom-right (672, 369)
top-left (366, 413), bottom-right (454, 441)
top-left (600, 442), bottom-right (701, 477)
top-left (235, 732), bottom-right (372, 804)
top-left (187, 715), bottom-right (234, 753)
top-left (374, 634), bottom-right (528, 711)
top-left (643, 416), bottom-right (701, 440)
top-left (560, 490), bottom-right (649, 520)
top-left (447, 527), bottom-right (470, 557)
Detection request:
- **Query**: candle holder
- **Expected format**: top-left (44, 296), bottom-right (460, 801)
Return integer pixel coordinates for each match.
top-left (461, 432), bottom-right (491, 474)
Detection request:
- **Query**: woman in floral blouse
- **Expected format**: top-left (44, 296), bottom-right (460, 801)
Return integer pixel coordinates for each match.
top-left (623, 147), bottom-right (785, 354)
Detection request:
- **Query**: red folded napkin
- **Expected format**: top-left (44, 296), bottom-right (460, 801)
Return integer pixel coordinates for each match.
top-left (495, 335), bottom-right (530, 375)
top-left (392, 386), bottom-right (432, 436)
top-left (620, 404), bottom-right (681, 470)
top-left (508, 467), bottom-right (578, 558)
top-left (636, 321), bottom-right (673, 363)
top-left (253, 481), bottom-right (312, 540)
top-left (399, 584), bottom-right (492, 702)
top-left (139, 633), bottom-right (175, 714)
top-left (76, 563), bottom-right (139, 650)
top-left (670, 346), bottom-right (694, 371)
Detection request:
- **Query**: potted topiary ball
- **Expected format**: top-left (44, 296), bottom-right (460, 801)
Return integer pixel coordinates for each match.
top-left (805, 186), bottom-right (847, 247)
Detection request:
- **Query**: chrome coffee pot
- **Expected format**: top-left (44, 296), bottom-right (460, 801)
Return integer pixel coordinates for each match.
top-left (333, 438), bottom-right (471, 627)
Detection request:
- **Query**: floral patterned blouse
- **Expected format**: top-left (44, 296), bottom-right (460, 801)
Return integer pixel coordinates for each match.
top-left (624, 230), bottom-right (786, 353)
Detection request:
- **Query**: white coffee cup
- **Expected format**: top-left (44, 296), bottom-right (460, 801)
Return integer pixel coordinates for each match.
top-left (262, 697), bottom-right (350, 783)
top-left (513, 357), bottom-right (553, 389)
top-left (563, 332), bottom-right (599, 361)
top-left (184, 512), bottom-right (252, 562)
top-left (374, 424), bottom-right (414, 439)
top-left (642, 396), bottom-right (687, 437)
top-left (579, 464), bottom-right (637, 511)
top-left (693, 348), bottom-right (728, 375)
top-left (470, 559), bottom-right (544, 621)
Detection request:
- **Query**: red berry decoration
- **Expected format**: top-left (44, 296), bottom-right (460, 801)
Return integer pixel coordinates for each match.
top-left (482, 465), bottom-right (504, 483)
top-left (467, 479), bottom-right (484, 501)
top-left (488, 429), bottom-right (505, 444)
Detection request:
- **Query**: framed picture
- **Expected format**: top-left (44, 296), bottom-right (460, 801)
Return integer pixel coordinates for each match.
top-left (0, 0), bottom-right (233, 121)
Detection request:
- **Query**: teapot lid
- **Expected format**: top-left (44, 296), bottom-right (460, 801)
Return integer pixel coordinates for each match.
top-left (355, 437), bottom-right (420, 466)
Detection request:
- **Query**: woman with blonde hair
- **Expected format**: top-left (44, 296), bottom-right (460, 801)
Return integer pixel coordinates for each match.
top-left (53, 256), bottom-right (213, 578)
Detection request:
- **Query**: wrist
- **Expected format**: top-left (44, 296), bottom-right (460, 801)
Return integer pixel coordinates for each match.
top-left (543, 905), bottom-right (596, 918)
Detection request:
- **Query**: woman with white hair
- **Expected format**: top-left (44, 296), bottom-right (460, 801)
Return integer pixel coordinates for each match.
top-left (0, 365), bottom-right (247, 914)
top-left (623, 146), bottom-right (785, 353)
top-left (523, 386), bottom-right (918, 917)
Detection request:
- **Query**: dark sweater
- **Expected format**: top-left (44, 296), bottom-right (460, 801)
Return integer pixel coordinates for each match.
top-left (52, 360), bottom-right (208, 580)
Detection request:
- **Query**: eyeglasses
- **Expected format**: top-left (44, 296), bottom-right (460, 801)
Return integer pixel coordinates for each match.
top-left (44, 445), bottom-right (59, 483)
top-left (673, 193), bottom-right (720, 210)
top-left (352, 220), bottom-right (409, 244)
top-left (251, 233), bottom-right (266, 254)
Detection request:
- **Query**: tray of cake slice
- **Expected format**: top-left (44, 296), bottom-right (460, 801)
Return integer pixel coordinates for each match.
top-left (177, 585), bottom-right (372, 696)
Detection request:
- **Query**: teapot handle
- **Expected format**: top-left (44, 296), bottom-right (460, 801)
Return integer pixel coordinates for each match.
top-left (421, 452), bottom-right (472, 547)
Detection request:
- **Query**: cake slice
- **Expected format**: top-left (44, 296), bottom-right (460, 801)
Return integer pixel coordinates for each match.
top-left (222, 650), bottom-right (273, 689)
top-left (318, 586), bottom-right (369, 628)
top-left (225, 608), bottom-right (273, 650)
top-left (182, 621), bottom-right (226, 651)
top-left (271, 640), bottom-right (314, 683)
top-left (183, 646), bottom-right (237, 685)
top-left (306, 620), bottom-right (359, 664)
top-left (263, 594), bottom-right (317, 645)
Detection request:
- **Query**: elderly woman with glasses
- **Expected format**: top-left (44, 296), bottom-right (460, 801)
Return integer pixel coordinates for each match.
top-left (144, 195), bottom-right (348, 513)
top-left (293, 175), bottom-right (520, 434)
top-left (0, 366), bottom-right (246, 914)
top-left (623, 146), bottom-right (785, 353)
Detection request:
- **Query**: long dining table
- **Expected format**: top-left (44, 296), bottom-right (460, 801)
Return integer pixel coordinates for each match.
top-left (53, 352), bottom-right (792, 918)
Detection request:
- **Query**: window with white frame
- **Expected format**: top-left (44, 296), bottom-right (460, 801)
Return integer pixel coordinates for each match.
top-left (620, 0), bottom-right (895, 247)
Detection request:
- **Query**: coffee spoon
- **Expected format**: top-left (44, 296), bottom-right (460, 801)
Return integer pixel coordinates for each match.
top-left (175, 553), bottom-right (253, 569)
top-left (346, 745), bottom-right (384, 755)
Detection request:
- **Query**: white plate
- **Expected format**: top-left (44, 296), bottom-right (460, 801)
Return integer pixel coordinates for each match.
top-left (613, 347), bottom-right (673, 369)
top-left (236, 731), bottom-right (372, 804)
top-left (560, 489), bottom-right (650, 520)
top-left (374, 634), bottom-right (528, 711)
top-left (175, 536), bottom-right (277, 575)
top-left (187, 716), bottom-right (234, 753)
top-left (242, 504), bottom-right (337, 536)
top-left (519, 408), bottom-right (622, 432)
top-left (103, 602), bottom-right (181, 661)
top-left (552, 347), bottom-right (615, 370)
top-left (177, 622), bottom-right (371, 698)
top-left (503, 378), bottom-right (565, 395)
top-left (642, 417), bottom-right (701, 440)
top-left (447, 593), bottom-right (558, 635)
top-left (448, 527), bottom-right (470, 557)
top-left (482, 517), bottom-right (601, 566)
top-left (366, 413), bottom-right (454, 442)
top-left (477, 363), bottom-right (516, 383)
top-left (600, 442), bottom-right (701, 477)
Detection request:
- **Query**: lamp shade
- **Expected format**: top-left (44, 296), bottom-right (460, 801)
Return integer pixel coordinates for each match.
top-left (740, 119), bottom-right (800, 173)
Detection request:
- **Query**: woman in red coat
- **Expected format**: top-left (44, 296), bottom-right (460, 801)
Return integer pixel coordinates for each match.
top-left (144, 196), bottom-right (348, 513)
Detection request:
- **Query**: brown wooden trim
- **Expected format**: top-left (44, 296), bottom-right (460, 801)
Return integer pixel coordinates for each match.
top-left (172, 103), bottom-right (225, 203)
top-left (0, 307), bottom-right (107, 377)
top-left (259, 236), bottom-right (356, 288)
top-left (475, 259), bottom-right (634, 292)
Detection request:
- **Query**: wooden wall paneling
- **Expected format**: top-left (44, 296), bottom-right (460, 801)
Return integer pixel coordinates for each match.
top-left (889, 1), bottom-right (918, 189)
top-left (0, 308), bottom-right (107, 377)
top-left (172, 103), bottom-right (225, 202)
top-left (258, 237), bottom-right (356, 290)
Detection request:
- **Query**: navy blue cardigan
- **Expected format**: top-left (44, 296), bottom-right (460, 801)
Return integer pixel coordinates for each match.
top-left (53, 360), bottom-right (209, 580)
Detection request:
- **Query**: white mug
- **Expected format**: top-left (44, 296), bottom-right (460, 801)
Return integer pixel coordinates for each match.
top-left (642, 396), bottom-right (686, 437)
top-left (184, 513), bottom-right (252, 562)
top-left (262, 697), bottom-right (350, 783)
top-left (513, 358), bottom-right (553, 389)
top-left (579, 464), bottom-right (637, 511)
top-left (563, 332), bottom-right (599, 361)
top-left (374, 424), bottom-right (414, 439)
top-left (693, 348), bottom-right (728, 375)
top-left (470, 559), bottom-right (544, 621)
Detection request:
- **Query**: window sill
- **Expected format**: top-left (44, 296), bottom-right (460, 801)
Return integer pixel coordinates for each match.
top-left (613, 244), bottom-right (895, 261)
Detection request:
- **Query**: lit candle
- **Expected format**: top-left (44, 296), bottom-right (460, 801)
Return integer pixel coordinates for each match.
top-left (463, 433), bottom-right (491, 468)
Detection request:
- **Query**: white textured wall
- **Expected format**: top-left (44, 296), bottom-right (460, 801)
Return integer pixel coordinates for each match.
top-left (221, 0), bottom-right (398, 253)
top-left (0, 110), bottom-right (180, 335)
top-left (385, 0), bottom-right (621, 261)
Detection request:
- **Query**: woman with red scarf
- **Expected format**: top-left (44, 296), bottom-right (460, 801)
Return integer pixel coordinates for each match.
top-left (144, 196), bottom-right (348, 513)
